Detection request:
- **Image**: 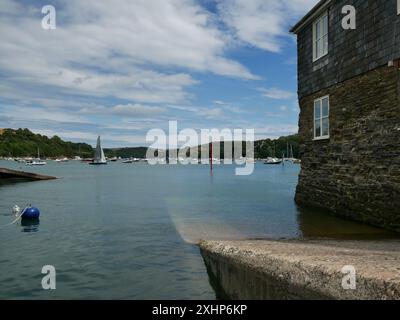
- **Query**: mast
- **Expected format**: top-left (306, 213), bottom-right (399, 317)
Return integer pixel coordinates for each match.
top-left (94, 136), bottom-right (102, 162)
top-left (287, 142), bottom-right (289, 160)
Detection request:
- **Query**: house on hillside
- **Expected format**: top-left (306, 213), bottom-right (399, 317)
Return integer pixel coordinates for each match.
top-left (291, 0), bottom-right (400, 231)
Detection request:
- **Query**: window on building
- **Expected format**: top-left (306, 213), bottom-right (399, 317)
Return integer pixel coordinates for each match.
top-left (313, 12), bottom-right (328, 61)
top-left (314, 96), bottom-right (329, 139)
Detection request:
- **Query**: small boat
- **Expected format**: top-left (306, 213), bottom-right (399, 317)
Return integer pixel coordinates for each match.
top-left (26, 160), bottom-right (47, 166)
top-left (55, 157), bottom-right (69, 163)
top-left (122, 158), bottom-right (133, 164)
top-left (26, 148), bottom-right (47, 166)
top-left (264, 157), bottom-right (283, 165)
top-left (109, 157), bottom-right (118, 162)
top-left (89, 136), bottom-right (107, 165)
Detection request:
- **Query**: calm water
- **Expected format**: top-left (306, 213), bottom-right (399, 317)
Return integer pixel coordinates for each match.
top-left (0, 160), bottom-right (396, 299)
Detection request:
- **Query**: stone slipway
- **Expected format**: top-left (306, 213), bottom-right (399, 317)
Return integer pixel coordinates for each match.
top-left (0, 168), bottom-right (57, 181)
top-left (199, 240), bottom-right (400, 300)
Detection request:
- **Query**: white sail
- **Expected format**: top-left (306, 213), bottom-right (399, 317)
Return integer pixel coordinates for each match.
top-left (100, 146), bottom-right (106, 163)
top-left (93, 136), bottom-right (107, 164)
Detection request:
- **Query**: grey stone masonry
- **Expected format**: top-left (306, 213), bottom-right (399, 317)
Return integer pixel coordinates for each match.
top-left (296, 66), bottom-right (400, 232)
top-left (296, 0), bottom-right (400, 98)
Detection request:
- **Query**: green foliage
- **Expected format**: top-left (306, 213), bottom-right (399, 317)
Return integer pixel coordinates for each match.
top-left (203, 134), bottom-right (299, 159)
top-left (104, 147), bottom-right (148, 159)
top-left (254, 134), bottom-right (299, 159)
top-left (0, 128), bottom-right (93, 158)
top-left (0, 128), bottom-right (299, 160)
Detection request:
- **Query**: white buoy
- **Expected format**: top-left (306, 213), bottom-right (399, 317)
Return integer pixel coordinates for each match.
top-left (12, 205), bottom-right (21, 216)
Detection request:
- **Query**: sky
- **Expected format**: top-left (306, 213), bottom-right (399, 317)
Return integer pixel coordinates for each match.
top-left (0, 0), bottom-right (319, 147)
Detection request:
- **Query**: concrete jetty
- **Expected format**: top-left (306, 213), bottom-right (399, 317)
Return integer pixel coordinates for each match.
top-left (0, 168), bottom-right (57, 181)
top-left (200, 239), bottom-right (400, 300)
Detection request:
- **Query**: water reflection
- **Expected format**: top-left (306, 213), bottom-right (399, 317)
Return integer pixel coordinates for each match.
top-left (20, 218), bottom-right (40, 233)
top-left (297, 205), bottom-right (399, 240)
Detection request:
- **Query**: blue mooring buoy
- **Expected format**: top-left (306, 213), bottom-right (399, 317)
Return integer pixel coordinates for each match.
top-left (21, 206), bottom-right (40, 220)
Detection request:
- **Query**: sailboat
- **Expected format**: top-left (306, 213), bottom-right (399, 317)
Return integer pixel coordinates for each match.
top-left (26, 148), bottom-right (47, 166)
top-left (264, 142), bottom-right (282, 165)
top-left (89, 136), bottom-right (107, 165)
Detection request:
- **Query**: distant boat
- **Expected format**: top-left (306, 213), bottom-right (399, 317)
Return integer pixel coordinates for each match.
top-left (122, 158), bottom-right (133, 164)
top-left (109, 157), bottom-right (118, 162)
top-left (26, 148), bottom-right (47, 166)
top-left (55, 157), bottom-right (69, 163)
top-left (264, 157), bottom-right (283, 165)
top-left (89, 136), bottom-right (107, 165)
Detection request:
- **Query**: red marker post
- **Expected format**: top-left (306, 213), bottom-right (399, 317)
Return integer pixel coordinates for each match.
top-left (210, 141), bottom-right (213, 175)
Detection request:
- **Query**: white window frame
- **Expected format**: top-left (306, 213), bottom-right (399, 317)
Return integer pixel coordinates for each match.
top-left (313, 95), bottom-right (330, 140)
top-left (312, 11), bottom-right (329, 62)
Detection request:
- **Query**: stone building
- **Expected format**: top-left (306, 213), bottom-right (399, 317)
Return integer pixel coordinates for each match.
top-left (291, 0), bottom-right (400, 232)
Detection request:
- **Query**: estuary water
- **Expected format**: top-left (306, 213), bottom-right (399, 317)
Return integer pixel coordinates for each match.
top-left (0, 160), bottom-right (396, 299)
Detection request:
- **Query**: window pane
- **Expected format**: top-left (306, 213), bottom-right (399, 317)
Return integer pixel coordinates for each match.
top-left (315, 120), bottom-right (321, 137)
top-left (323, 34), bottom-right (328, 55)
top-left (322, 118), bottom-right (329, 136)
top-left (314, 101), bottom-right (321, 119)
top-left (323, 15), bottom-right (328, 35)
top-left (316, 21), bottom-right (321, 39)
top-left (322, 98), bottom-right (329, 117)
top-left (316, 39), bottom-right (322, 58)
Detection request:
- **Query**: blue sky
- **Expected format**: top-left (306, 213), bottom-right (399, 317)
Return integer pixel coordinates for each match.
top-left (0, 0), bottom-right (318, 147)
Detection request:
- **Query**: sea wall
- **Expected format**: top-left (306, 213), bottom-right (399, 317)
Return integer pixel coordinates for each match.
top-left (296, 65), bottom-right (400, 232)
top-left (200, 240), bottom-right (400, 300)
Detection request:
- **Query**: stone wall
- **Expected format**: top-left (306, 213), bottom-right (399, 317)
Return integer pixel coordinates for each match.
top-left (296, 65), bottom-right (400, 232)
top-left (297, 0), bottom-right (400, 99)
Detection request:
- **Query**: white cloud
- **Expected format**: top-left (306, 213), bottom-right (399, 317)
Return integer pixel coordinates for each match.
top-left (79, 104), bottom-right (167, 117)
top-left (0, 0), bottom-right (312, 146)
top-left (167, 104), bottom-right (224, 119)
top-left (0, 0), bottom-right (259, 108)
top-left (260, 88), bottom-right (294, 100)
top-left (212, 100), bottom-right (244, 114)
top-left (0, 0), bottom-right (22, 14)
top-left (217, 0), bottom-right (318, 52)
top-left (279, 105), bottom-right (288, 111)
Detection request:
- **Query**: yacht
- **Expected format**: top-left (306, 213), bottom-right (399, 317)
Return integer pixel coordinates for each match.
top-left (26, 148), bottom-right (47, 166)
top-left (264, 157), bottom-right (283, 165)
top-left (89, 136), bottom-right (107, 165)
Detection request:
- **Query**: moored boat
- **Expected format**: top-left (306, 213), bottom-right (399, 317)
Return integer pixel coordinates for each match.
top-left (264, 157), bottom-right (283, 165)
top-left (26, 148), bottom-right (47, 166)
top-left (89, 136), bottom-right (107, 165)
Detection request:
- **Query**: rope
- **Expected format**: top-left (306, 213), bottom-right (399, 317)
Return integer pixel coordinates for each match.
top-left (0, 210), bottom-right (24, 228)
